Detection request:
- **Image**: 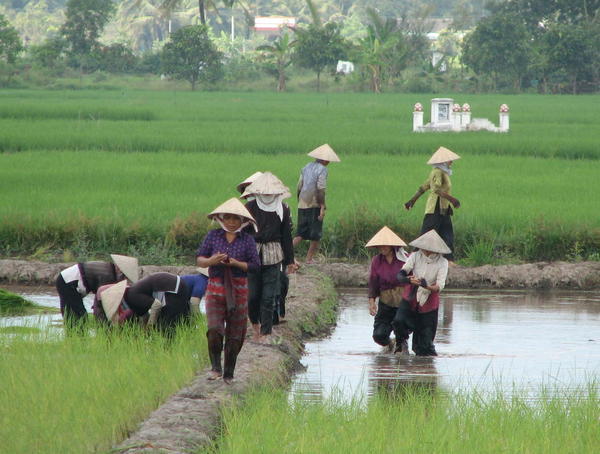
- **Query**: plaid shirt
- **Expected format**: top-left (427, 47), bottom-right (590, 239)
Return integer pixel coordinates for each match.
top-left (196, 229), bottom-right (260, 278)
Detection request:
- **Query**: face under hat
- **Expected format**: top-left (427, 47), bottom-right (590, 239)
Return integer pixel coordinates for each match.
top-left (365, 226), bottom-right (407, 248)
top-left (427, 146), bottom-right (461, 165)
top-left (409, 229), bottom-right (451, 254)
top-left (307, 144), bottom-right (341, 162)
top-left (110, 254), bottom-right (139, 283)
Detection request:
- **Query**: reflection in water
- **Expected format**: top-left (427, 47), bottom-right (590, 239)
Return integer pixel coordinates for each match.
top-left (291, 288), bottom-right (600, 403)
top-left (369, 354), bottom-right (438, 400)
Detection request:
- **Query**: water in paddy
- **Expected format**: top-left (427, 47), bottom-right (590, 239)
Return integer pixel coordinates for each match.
top-left (291, 288), bottom-right (600, 402)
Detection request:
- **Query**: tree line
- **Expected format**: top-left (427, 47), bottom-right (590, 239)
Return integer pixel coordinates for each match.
top-left (0, 0), bottom-right (598, 93)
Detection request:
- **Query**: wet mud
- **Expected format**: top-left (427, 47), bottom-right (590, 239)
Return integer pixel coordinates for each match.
top-left (2, 259), bottom-right (600, 289)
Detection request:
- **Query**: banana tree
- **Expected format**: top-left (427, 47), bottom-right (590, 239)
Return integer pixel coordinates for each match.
top-left (256, 32), bottom-right (295, 91)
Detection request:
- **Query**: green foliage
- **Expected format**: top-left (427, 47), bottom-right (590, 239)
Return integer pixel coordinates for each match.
top-left (0, 13), bottom-right (23, 63)
top-left (461, 11), bottom-right (531, 91)
top-left (256, 33), bottom-right (295, 91)
top-left (161, 25), bottom-right (223, 90)
top-left (293, 21), bottom-right (348, 91)
top-left (60, 0), bottom-right (115, 62)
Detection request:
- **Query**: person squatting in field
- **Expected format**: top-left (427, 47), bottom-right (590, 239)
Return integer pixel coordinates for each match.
top-left (404, 146), bottom-right (461, 262)
top-left (196, 198), bottom-right (260, 384)
top-left (393, 230), bottom-right (450, 356)
top-left (241, 172), bottom-right (297, 343)
top-left (94, 272), bottom-right (191, 336)
top-left (366, 226), bottom-right (411, 354)
top-left (293, 144), bottom-right (341, 264)
top-left (56, 254), bottom-right (138, 333)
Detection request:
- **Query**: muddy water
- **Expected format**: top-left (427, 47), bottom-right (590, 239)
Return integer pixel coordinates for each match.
top-left (291, 288), bottom-right (600, 402)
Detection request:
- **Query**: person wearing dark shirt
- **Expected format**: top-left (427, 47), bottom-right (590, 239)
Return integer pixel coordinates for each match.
top-left (95, 272), bottom-right (190, 335)
top-left (181, 267), bottom-right (209, 313)
top-left (366, 227), bottom-right (410, 354)
top-left (196, 198), bottom-right (259, 384)
top-left (56, 254), bottom-right (138, 332)
top-left (241, 172), bottom-right (297, 342)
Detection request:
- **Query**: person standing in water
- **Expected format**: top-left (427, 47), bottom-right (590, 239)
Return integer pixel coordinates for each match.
top-left (404, 146), bottom-right (460, 261)
top-left (366, 226), bottom-right (411, 354)
top-left (393, 230), bottom-right (450, 356)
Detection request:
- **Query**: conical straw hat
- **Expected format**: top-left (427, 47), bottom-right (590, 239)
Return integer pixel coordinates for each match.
top-left (236, 171), bottom-right (263, 193)
top-left (101, 280), bottom-right (128, 323)
top-left (241, 171), bottom-right (290, 198)
top-left (427, 146), bottom-right (461, 165)
top-left (409, 229), bottom-right (451, 254)
top-left (307, 144), bottom-right (341, 162)
top-left (110, 254), bottom-right (139, 283)
top-left (208, 198), bottom-right (256, 223)
top-left (365, 226), bottom-right (407, 248)
top-left (196, 267), bottom-right (209, 277)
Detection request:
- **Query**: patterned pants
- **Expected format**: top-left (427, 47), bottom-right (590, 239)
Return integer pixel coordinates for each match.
top-left (205, 276), bottom-right (248, 378)
top-left (205, 276), bottom-right (248, 341)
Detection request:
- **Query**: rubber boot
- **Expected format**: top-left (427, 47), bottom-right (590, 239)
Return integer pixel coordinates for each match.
top-left (207, 330), bottom-right (223, 375)
top-left (223, 338), bottom-right (243, 381)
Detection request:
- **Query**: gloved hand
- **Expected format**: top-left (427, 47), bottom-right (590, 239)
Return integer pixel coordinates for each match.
top-left (397, 269), bottom-right (410, 284)
top-left (405, 188), bottom-right (424, 210)
top-left (419, 278), bottom-right (428, 288)
top-left (147, 298), bottom-right (163, 326)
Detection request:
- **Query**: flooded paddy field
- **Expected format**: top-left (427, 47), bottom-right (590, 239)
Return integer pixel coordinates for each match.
top-left (292, 288), bottom-right (600, 401)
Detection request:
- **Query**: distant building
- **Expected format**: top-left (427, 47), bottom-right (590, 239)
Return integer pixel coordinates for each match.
top-left (254, 16), bottom-right (296, 37)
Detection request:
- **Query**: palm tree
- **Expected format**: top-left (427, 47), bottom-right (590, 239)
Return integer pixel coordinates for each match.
top-left (256, 32), bottom-right (295, 91)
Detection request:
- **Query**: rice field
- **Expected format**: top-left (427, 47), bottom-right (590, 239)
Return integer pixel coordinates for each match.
top-left (204, 385), bottom-right (599, 454)
top-left (0, 318), bottom-right (207, 454)
top-left (0, 90), bottom-right (599, 262)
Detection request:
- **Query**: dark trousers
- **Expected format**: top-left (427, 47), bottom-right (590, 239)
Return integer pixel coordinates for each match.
top-left (421, 212), bottom-right (454, 261)
top-left (392, 299), bottom-right (439, 356)
top-left (127, 281), bottom-right (190, 334)
top-left (248, 264), bottom-right (281, 335)
top-left (56, 274), bottom-right (87, 332)
top-left (372, 302), bottom-right (405, 346)
top-left (273, 270), bottom-right (289, 324)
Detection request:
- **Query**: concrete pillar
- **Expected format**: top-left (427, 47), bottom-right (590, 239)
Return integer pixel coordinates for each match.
top-left (413, 103), bottom-right (424, 132)
top-left (452, 104), bottom-right (462, 130)
top-left (499, 104), bottom-right (510, 132)
top-left (461, 103), bottom-right (471, 127)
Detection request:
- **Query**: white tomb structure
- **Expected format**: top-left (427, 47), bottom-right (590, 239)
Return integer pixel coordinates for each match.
top-left (413, 98), bottom-right (510, 133)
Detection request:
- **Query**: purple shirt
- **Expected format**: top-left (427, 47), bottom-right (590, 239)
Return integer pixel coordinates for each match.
top-left (368, 254), bottom-right (407, 299)
top-left (196, 229), bottom-right (260, 278)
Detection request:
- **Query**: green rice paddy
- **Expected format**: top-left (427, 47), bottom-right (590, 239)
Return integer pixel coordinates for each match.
top-left (0, 90), bottom-right (599, 262)
top-left (204, 385), bottom-right (599, 454)
top-left (0, 318), bottom-right (207, 454)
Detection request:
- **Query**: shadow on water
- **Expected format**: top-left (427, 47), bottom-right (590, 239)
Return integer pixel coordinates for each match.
top-left (291, 288), bottom-right (600, 403)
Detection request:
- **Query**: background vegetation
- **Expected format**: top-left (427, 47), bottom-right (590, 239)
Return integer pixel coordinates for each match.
top-left (1, 0), bottom-right (598, 93)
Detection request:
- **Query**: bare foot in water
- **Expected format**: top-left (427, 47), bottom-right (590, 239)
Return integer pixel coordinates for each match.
top-left (206, 370), bottom-right (222, 381)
